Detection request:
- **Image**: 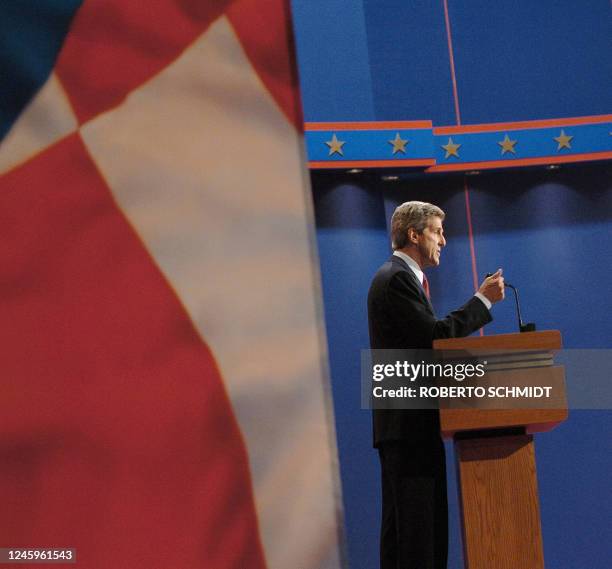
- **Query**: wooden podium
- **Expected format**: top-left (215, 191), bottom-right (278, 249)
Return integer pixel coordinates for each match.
top-left (433, 331), bottom-right (567, 569)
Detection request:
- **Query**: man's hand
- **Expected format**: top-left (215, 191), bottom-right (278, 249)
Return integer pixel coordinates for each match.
top-left (478, 268), bottom-right (505, 304)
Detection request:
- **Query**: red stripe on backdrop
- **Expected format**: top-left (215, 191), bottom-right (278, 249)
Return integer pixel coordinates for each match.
top-left (305, 120), bottom-right (433, 131)
top-left (0, 134), bottom-right (266, 569)
top-left (442, 0), bottom-right (461, 126)
top-left (227, 0), bottom-right (304, 130)
top-left (56, 0), bottom-right (234, 125)
top-left (427, 151), bottom-right (612, 171)
top-left (462, 180), bottom-right (484, 337)
top-left (434, 114), bottom-right (612, 134)
top-left (308, 158), bottom-right (436, 168)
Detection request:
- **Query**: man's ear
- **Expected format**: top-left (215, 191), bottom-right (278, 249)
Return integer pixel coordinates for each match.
top-left (407, 228), bottom-right (419, 245)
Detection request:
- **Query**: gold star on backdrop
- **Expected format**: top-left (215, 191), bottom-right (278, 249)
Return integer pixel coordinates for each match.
top-left (388, 132), bottom-right (408, 154)
top-left (554, 130), bottom-right (573, 150)
top-left (498, 134), bottom-right (517, 155)
top-left (325, 133), bottom-right (345, 156)
top-left (441, 137), bottom-right (460, 159)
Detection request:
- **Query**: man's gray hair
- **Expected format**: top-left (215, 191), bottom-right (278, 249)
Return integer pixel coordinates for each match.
top-left (390, 201), bottom-right (445, 250)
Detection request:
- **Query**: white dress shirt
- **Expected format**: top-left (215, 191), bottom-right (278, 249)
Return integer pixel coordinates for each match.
top-left (393, 250), bottom-right (491, 310)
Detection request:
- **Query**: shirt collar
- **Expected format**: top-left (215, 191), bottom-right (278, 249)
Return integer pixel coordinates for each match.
top-left (393, 250), bottom-right (424, 285)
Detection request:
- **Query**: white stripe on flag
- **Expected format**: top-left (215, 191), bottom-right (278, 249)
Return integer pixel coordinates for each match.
top-left (79, 16), bottom-right (343, 569)
top-left (0, 73), bottom-right (77, 175)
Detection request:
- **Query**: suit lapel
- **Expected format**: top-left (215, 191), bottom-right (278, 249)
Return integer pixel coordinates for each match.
top-left (390, 254), bottom-right (435, 314)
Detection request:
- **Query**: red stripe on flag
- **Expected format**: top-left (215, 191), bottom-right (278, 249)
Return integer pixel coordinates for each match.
top-left (56, 0), bottom-right (234, 125)
top-left (0, 133), bottom-right (266, 569)
top-left (227, 0), bottom-right (304, 130)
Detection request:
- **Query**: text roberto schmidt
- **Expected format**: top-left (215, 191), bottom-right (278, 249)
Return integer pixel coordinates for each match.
top-left (371, 361), bottom-right (553, 400)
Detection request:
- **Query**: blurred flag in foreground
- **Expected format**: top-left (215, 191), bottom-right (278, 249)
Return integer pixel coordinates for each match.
top-left (0, 1), bottom-right (343, 567)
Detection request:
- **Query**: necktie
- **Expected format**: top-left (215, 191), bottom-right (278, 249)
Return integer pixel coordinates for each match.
top-left (422, 273), bottom-right (431, 300)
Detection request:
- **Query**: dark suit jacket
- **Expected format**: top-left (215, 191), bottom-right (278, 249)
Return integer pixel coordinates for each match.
top-left (367, 254), bottom-right (492, 447)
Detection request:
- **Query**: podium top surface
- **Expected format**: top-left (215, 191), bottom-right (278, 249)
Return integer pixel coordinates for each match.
top-left (433, 330), bottom-right (562, 351)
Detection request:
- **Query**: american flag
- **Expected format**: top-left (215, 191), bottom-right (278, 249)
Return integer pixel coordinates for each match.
top-left (0, 1), bottom-right (344, 567)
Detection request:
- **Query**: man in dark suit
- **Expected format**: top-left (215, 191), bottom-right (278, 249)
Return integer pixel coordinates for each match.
top-left (367, 201), bottom-right (505, 569)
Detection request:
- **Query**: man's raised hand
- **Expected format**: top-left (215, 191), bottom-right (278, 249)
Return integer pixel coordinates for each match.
top-left (479, 268), bottom-right (505, 304)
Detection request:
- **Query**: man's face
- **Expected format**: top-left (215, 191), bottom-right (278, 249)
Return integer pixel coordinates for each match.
top-left (415, 216), bottom-right (446, 268)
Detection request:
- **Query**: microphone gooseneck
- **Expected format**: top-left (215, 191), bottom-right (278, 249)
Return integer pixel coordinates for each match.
top-left (485, 273), bottom-right (536, 333)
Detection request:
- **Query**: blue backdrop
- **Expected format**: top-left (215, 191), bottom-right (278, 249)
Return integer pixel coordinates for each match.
top-left (311, 163), bottom-right (612, 569)
top-left (292, 0), bottom-right (612, 124)
top-left (293, 2), bottom-right (612, 566)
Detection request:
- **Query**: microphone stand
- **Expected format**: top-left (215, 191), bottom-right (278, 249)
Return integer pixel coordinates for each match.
top-left (485, 273), bottom-right (536, 333)
top-left (505, 282), bottom-right (536, 333)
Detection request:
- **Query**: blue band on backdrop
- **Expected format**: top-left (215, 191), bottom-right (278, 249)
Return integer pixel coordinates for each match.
top-left (305, 115), bottom-right (612, 171)
top-left (305, 121), bottom-right (434, 168)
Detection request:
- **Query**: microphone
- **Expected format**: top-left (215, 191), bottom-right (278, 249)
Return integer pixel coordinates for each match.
top-left (486, 273), bottom-right (536, 333)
